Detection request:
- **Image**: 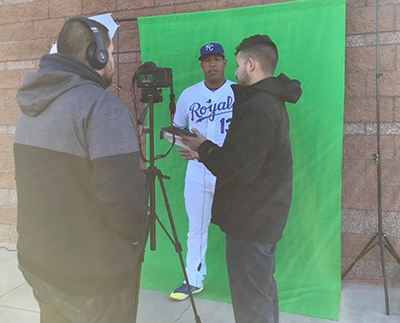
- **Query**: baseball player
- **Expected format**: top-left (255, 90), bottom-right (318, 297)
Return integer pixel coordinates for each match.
top-left (170, 42), bottom-right (235, 300)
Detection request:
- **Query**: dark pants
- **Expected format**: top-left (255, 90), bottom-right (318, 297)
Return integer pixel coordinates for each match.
top-left (226, 235), bottom-right (278, 323)
top-left (21, 268), bottom-right (139, 323)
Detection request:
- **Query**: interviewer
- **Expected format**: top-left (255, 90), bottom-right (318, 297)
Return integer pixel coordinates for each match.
top-left (182, 34), bottom-right (302, 323)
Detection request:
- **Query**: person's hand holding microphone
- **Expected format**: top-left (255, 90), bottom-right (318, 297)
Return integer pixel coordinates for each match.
top-left (181, 128), bottom-right (206, 153)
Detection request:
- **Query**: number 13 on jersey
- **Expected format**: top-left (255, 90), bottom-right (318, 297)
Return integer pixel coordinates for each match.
top-left (220, 117), bottom-right (231, 134)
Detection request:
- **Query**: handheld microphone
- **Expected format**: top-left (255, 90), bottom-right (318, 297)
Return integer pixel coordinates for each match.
top-left (111, 83), bottom-right (122, 90)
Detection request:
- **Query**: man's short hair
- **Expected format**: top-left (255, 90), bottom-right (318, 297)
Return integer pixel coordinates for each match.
top-left (57, 18), bottom-right (111, 64)
top-left (235, 35), bottom-right (278, 74)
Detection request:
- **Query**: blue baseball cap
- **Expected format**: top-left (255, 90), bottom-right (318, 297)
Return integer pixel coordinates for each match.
top-left (198, 42), bottom-right (225, 61)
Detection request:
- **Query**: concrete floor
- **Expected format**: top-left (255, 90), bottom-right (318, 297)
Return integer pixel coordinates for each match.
top-left (1, 242), bottom-right (400, 323)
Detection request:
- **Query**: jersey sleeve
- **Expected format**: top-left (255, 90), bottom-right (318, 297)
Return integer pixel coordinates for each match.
top-left (173, 90), bottom-right (188, 129)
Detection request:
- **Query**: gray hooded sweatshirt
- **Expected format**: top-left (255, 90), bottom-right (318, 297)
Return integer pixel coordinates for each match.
top-left (14, 53), bottom-right (147, 295)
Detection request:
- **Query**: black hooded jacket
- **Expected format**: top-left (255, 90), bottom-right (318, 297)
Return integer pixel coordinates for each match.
top-left (198, 74), bottom-right (302, 244)
top-left (14, 54), bottom-right (148, 295)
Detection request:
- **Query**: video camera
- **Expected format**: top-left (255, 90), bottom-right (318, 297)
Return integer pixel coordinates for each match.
top-left (135, 61), bottom-right (172, 88)
top-left (132, 61), bottom-right (176, 124)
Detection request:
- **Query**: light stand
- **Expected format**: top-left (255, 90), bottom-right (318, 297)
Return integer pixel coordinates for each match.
top-left (341, 0), bottom-right (400, 315)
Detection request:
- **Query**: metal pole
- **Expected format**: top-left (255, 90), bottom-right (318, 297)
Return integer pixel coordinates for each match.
top-left (113, 17), bottom-right (138, 97)
top-left (148, 98), bottom-right (157, 251)
top-left (375, 0), bottom-right (390, 315)
top-left (116, 25), bottom-right (120, 97)
top-left (115, 18), bottom-right (138, 23)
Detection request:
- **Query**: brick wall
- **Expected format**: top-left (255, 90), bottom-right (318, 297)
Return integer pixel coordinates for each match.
top-left (0, 0), bottom-right (399, 284)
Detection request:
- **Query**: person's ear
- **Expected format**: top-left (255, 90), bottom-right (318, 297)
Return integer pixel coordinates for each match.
top-left (247, 58), bottom-right (256, 72)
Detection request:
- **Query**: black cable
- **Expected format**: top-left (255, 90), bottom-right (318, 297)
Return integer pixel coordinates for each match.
top-left (0, 246), bottom-right (17, 252)
top-left (171, 302), bottom-right (191, 323)
top-left (197, 164), bottom-right (207, 279)
top-left (131, 75), bottom-right (150, 163)
top-left (131, 72), bottom-right (177, 163)
top-left (154, 137), bottom-right (175, 161)
top-left (169, 69), bottom-right (176, 121)
top-left (196, 121), bottom-right (209, 281)
top-left (154, 77), bottom-right (177, 160)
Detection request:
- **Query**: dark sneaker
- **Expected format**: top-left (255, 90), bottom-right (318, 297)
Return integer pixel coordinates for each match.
top-left (170, 283), bottom-right (204, 301)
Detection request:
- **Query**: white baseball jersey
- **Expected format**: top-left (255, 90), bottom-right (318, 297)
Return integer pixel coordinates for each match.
top-left (173, 79), bottom-right (235, 287)
top-left (173, 79), bottom-right (235, 174)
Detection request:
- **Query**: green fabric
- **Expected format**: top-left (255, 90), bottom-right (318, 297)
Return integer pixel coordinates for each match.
top-left (137, 0), bottom-right (345, 320)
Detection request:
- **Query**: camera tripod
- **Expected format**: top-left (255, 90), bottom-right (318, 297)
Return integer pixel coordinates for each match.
top-left (133, 94), bottom-right (202, 323)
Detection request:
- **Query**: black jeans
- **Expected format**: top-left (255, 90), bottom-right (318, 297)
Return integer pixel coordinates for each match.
top-left (226, 235), bottom-right (278, 323)
top-left (21, 267), bottom-right (138, 323)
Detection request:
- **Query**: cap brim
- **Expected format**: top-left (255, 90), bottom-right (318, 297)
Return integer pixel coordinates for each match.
top-left (198, 53), bottom-right (225, 61)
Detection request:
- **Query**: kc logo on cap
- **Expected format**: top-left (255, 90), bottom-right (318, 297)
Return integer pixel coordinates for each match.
top-left (199, 42), bottom-right (225, 61)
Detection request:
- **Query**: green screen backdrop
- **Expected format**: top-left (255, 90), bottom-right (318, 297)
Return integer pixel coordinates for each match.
top-left (137, 0), bottom-right (345, 320)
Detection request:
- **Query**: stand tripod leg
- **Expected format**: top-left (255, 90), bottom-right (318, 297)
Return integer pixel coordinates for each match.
top-left (157, 172), bottom-right (202, 323)
top-left (145, 171), bottom-right (157, 251)
top-left (384, 236), bottom-right (400, 264)
top-left (379, 235), bottom-right (390, 315)
top-left (342, 234), bottom-right (377, 279)
top-left (131, 225), bottom-right (149, 323)
top-left (132, 259), bottom-right (143, 323)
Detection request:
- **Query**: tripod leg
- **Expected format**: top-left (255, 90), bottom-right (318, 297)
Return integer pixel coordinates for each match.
top-left (157, 173), bottom-right (202, 323)
top-left (384, 236), bottom-right (400, 264)
top-left (132, 259), bottom-right (143, 323)
top-left (145, 170), bottom-right (157, 251)
top-left (342, 234), bottom-right (378, 279)
top-left (131, 223), bottom-right (149, 323)
top-left (378, 234), bottom-right (390, 315)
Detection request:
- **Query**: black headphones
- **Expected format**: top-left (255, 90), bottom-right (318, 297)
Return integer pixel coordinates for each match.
top-left (72, 17), bottom-right (109, 70)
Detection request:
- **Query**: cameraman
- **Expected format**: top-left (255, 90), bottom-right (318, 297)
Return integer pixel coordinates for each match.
top-left (14, 17), bottom-right (148, 323)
